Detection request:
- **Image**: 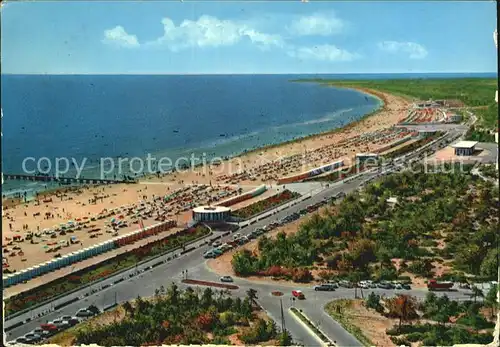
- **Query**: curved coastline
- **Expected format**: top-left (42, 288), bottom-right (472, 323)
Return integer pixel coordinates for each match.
top-left (231, 86), bottom-right (385, 159)
top-left (3, 85), bottom-right (394, 204)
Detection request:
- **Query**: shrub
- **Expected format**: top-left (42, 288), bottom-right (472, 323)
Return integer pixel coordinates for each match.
top-left (406, 332), bottom-right (422, 342)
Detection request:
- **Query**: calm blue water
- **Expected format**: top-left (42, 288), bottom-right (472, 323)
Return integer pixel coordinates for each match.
top-left (1, 73), bottom-right (495, 196)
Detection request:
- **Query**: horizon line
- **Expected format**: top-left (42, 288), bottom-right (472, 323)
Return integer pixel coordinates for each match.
top-left (2, 71), bottom-right (498, 76)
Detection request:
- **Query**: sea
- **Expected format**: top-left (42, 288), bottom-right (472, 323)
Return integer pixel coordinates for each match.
top-left (0, 73), bottom-right (495, 198)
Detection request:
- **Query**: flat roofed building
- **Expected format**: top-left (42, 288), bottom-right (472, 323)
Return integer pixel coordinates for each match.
top-left (451, 141), bottom-right (478, 156)
top-left (355, 153), bottom-right (379, 165)
top-left (192, 205), bottom-right (231, 222)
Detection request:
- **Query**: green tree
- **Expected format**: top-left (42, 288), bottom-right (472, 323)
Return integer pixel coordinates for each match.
top-left (471, 286), bottom-right (484, 303)
top-left (278, 329), bottom-right (293, 346)
top-left (485, 284), bottom-right (498, 318)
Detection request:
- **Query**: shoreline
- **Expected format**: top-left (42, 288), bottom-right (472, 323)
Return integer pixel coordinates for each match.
top-left (2, 86), bottom-right (386, 204)
top-left (2, 85), bottom-right (409, 275)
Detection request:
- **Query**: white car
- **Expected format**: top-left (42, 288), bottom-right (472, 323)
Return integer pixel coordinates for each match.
top-left (232, 233), bottom-right (241, 240)
top-left (211, 240), bottom-right (222, 248)
top-left (220, 276), bottom-right (234, 282)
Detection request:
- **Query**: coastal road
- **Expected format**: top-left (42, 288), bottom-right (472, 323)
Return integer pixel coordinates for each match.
top-left (5, 172), bottom-right (378, 342)
top-left (5, 164), bottom-right (474, 345)
top-left (6, 129), bottom-right (464, 344)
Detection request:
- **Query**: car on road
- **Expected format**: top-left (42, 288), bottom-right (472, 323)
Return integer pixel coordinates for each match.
top-left (15, 337), bottom-right (29, 344)
top-left (50, 318), bottom-right (71, 329)
top-left (335, 192), bottom-right (346, 199)
top-left (40, 323), bottom-right (59, 332)
top-left (314, 283), bottom-right (336, 291)
top-left (24, 333), bottom-right (42, 343)
top-left (33, 327), bottom-right (51, 338)
top-left (203, 251), bottom-right (216, 259)
top-left (220, 243), bottom-right (232, 251)
top-left (61, 315), bottom-right (81, 326)
top-left (75, 309), bottom-right (95, 317)
top-left (211, 241), bottom-right (222, 248)
top-left (292, 290), bottom-right (305, 299)
top-left (377, 281), bottom-right (394, 289)
top-left (247, 232), bottom-right (257, 240)
top-left (220, 276), bottom-right (234, 282)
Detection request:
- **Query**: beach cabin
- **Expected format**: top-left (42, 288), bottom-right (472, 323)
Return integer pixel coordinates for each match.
top-left (38, 261), bottom-right (50, 275)
top-left (31, 265), bottom-right (41, 277)
top-left (4, 273), bottom-right (14, 287)
top-left (59, 255), bottom-right (70, 267)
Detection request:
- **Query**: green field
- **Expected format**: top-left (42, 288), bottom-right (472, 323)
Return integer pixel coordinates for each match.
top-left (294, 78), bottom-right (498, 135)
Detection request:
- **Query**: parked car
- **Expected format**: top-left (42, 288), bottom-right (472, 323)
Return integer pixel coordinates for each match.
top-left (50, 319), bottom-right (71, 329)
top-left (377, 282), bottom-right (394, 289)
top-left (326, 281), bottom-right (339, 288)
top-left (402, 283), bottom-right (411, 290)
top-left (40, 323), bottom-right (59, 332)
top-left (15, 337), bottom-right (29, 344)
top-left (32, 327), bottom-right (51, 338)
top-left (220, 276), bottom-right (234, 283)
top-left (203, 251), bottom-right (216, 259)
top-left (211, 241), bottom-right (222, 248)
top-left (75, 309), bottom-right (94, 317)
top-left (292, 290), bottom-right (305, 299)
top-left (24, 333), bottom-right (42, 343)
top-left (314, 283), bottom-right (336, 291)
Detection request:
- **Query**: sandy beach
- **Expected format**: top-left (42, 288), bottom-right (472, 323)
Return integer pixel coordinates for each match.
top-left (2, 87), bottom-right (411, 276)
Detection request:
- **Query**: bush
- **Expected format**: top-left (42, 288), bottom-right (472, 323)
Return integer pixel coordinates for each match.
top-left (365, 292), bottom-right (383, 313)
top-left (292, 269), bottom-right (313, 283)
top-left (406, 332), bottom-right (422, 342)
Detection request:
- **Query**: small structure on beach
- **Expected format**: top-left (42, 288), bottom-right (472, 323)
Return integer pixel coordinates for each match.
top-left (192, 205), bottom-right (231, 223)
top-left (452, 141), bottom-right (478, 156)
top-left (356, 153), bottom-right (379, 166)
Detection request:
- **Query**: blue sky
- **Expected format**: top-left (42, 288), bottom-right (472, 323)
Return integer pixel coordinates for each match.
top-left (1, 1), bottom-right (497, 74)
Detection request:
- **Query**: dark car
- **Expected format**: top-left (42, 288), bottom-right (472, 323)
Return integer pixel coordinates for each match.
top-left (314, 283), bottom-right (336, 291)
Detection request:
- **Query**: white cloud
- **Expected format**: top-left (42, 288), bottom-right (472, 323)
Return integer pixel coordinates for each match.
top-left (378, 41), bottom-right (428, 59)
top-left (102, 26), bottom-right (140, 48)
top-left (287, 44), bottom-right (359, 62)
top-left (288, 12), bottom-right (345, 36)
top-left (148, 15), bottom-right (284, 51)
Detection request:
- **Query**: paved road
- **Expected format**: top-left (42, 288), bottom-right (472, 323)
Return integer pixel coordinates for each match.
top-left (6, 172), bottom-right (378, 344)
top-left (6, 125), bottom-right (471, 345)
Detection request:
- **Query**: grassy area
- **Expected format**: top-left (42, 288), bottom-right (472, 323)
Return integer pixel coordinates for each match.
top-left (5, 225), bottom-right (210, 316)
top-left (294, 78), bottom-right (498, 132)
top-left (324, 300), bottom-right (374, 347)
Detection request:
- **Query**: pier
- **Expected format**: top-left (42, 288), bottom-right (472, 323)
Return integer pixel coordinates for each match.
top-left (4, 173), bottom-right (137, 185)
